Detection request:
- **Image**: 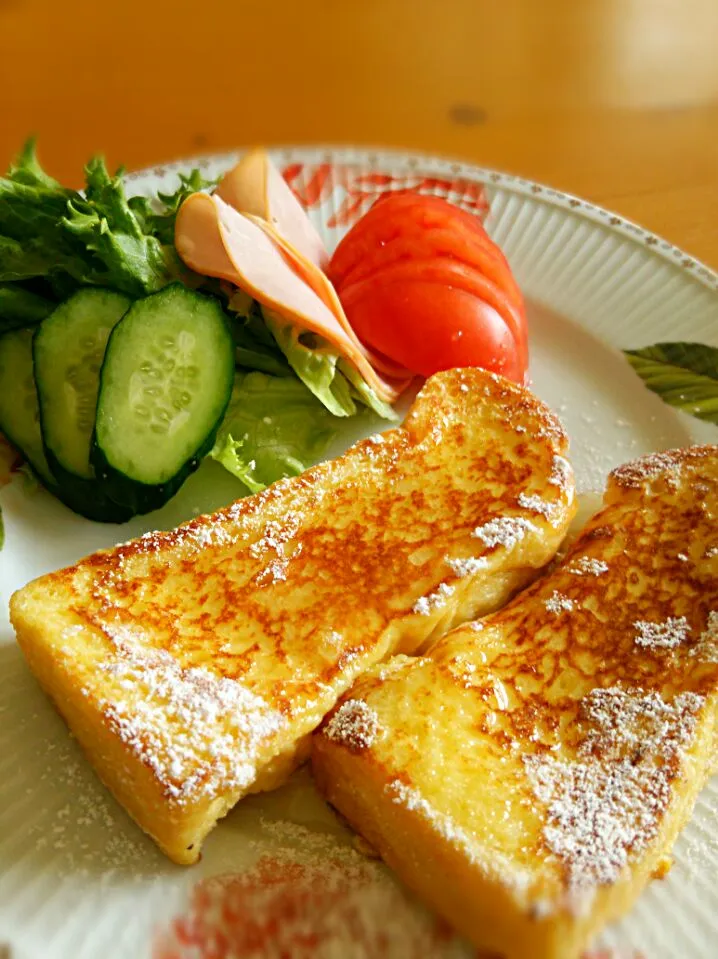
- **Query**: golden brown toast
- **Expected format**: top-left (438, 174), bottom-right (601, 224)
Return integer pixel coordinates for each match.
top-left (9, 368), bottom-right (575, 864)
top-left (313, 445), bottom-right (718, 959)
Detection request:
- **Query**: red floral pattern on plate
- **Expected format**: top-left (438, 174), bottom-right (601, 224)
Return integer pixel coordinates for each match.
top-left (282, 164), bottom-right (490, 229)
top-left (585, 953), bottom-right (646, 959)
top-left (153, 851), bottom-right (646, 959)
top-left (153, 854), bottom-right (466, 959)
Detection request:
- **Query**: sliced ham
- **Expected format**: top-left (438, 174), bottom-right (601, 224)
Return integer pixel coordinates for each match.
top-left (247, 215), bottom-right (412, 383)
top-left (175, 193), bottom-right (403, 403)
top-left (216, 149), bottom-right (329, 272)
top-left (216, 150), bottom-right (410, 383)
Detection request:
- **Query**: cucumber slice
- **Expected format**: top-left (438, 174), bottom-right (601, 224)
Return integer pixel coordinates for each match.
top-left (0, 329), bottom-right (133, 523)
top-left (34, 287), bottom-right (131, 482)
top-left (0, 329), bottom-right (55, 486)
top-left (32, 288), bottom-right (136, 523)
top-left (93, 284), bottom-right (235, 514)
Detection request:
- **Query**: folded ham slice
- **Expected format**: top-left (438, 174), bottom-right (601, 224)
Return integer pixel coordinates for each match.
top-left (175, 193), bottom-right (405, 404)
top-left (216, 149), bottom-right (329, 272)
top-left (248, 216), bottom-right (411, 383)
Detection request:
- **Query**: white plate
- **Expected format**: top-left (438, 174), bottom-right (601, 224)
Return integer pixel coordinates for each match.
top-left (0, 148), bottom-right (716, 959)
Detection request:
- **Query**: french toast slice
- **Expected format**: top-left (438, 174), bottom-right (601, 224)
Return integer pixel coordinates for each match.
top-left (9, 368), bottom-right (575, 864)
top-left (313, 445), bottom-right (718, 959)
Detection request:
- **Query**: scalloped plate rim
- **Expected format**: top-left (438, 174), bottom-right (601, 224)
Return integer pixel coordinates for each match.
top-left (1, 145), bottom-right (717, 959)
top-left (124, 144), bottom-right (718, 294)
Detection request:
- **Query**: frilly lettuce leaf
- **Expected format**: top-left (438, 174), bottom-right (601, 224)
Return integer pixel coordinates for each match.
top-left (0, 140), bottom-right (213, 305)
top-left (0, 235), bottom-right (90, 286)
top-left (6, 138), bottom-right (63, 190)
top-left (262, 310), bottom-right (357, 417)
top-left (141, 169), bottom-right (218, 245)
top-left (210, 371), bottom-right (339, 492)
top-left (339, 358), bottom-right (399, 421)
top-left (60, 157), bottom-right (182, 296)
top-left (228, 293), bottom-right (396, 420)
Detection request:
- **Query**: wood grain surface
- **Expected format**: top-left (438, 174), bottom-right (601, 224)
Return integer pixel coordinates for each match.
top-left (1, 0), bottom-right (717, 266)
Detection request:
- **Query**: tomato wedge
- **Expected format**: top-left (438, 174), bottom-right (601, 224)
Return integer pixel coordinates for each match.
top-left (340, 257), bottom-right (527, 371)
top-left (330, 193), bottom-right (515, 293)
top-left (336, 229), bottom-right (515, 298)
top-left (330, 193), bottom-right (494, 284)
top-left (329, 193), bottom-right (528, 384)
top-left (340, 281), bottom-right (523, 382)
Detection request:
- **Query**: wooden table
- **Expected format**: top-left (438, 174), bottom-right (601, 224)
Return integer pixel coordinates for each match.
top-left (2, 0), bottom-right (717, 267)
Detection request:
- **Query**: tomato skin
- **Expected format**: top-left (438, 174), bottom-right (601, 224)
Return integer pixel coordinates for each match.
top-left (340, 257), bottom-right (527, 372)
top-left (330, 194), bottom-right (504, 288)
top-left (331, 193), bottom-right (493, 281)
top-left (329, 193), bottom-right (528, 384)
top-left (336, 228), bottom-right (515, 301)
top-left (340, 280), bottom-right (523, 381)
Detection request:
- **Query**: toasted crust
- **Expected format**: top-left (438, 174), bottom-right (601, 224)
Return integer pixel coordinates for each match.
top-left (312, 444), bottom-right (718, 959)
top-left (10, 368), bottom-right (575, 864)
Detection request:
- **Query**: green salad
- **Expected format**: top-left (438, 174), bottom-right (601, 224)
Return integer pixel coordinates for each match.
top-left (0, 141), bottom-right (394, 526)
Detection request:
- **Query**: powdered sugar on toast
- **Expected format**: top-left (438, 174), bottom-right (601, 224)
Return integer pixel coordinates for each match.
top-left (324, 700), bottom-right (380, 752)
top-left (525, 687), bottom-right (704, 909)
top-left (634, 617), bottom-right (691, 650)
top-left (472, 517), bottom-right (539, 551)
top-left (95, 622), bottom-right (285, 804)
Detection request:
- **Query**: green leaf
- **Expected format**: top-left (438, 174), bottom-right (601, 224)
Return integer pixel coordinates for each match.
top-left (263, 310), bottom-right (358, 417)
top-left (0, 235), bottom-right (93, 285)
top-left (210, 371), bottom-right (340, 493)
top-left (124, 169), bottom-right (218, 247)
top-left (61, 200), bottom-right (175, 296)
top-left (339, 359), bottom-right (399, 422)
top-left (83, 156), bottom-right (144, 238)
top-left (225, 296), bottom-right (292, 377)
top-left (0, 157), bottom-right (94, 290)
top-left (227, 292), bottom-right (279, 348)
top-left (6, 138), bottom-right (64, 190)
top-left (234, 335), bottom-right (291, 377)
top-left (60, 158), bottom-right (182, 297)
top-left (623, 341), bottom-right (718, 424)
top-left (0, 142), bottom-right (191, 300)
top-left (225, 296), bottom-right (396, 418)
top-left (148, 169), bottom-right (219, 245)
top-left (0, 283), bottom-right (56, 330)
top-left (1, 141), bottom-right (74, 250)
top-left (0, 175), bottom-right (74, 244)
top-left (262, 309), bottom-right (398, 421)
